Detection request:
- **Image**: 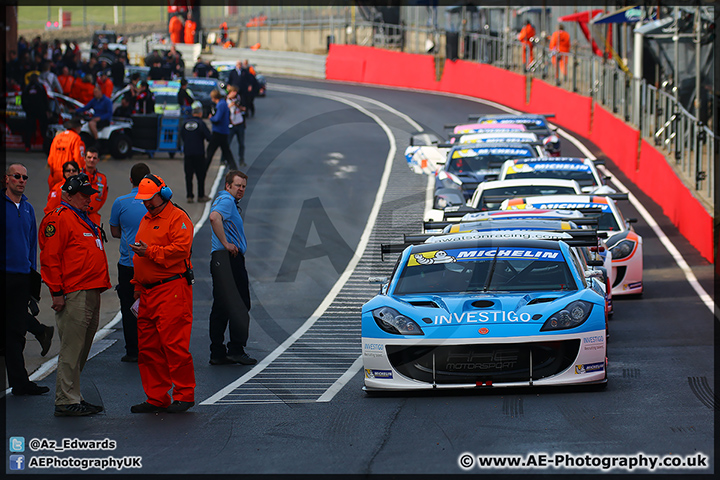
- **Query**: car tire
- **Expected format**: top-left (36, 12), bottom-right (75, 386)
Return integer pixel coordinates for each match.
top-left (110, 132), bottom-right (131, 159)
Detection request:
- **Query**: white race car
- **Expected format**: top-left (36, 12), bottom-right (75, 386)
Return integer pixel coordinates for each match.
top-left (502, 194), bottom-right (643, 296)
top-left (499, 157), bottom-right (615, 194)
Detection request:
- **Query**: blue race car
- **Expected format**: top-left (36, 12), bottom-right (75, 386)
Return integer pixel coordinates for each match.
top-left (363, 231), bottom-right (608, 391)
top-left (434, 143), bottom-right (537, 209)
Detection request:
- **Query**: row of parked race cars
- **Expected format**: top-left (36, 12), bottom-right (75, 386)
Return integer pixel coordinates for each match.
top-left (361, 113), bottom-right (644, 393)
top-left (3, 61), bottom-right (265, 159)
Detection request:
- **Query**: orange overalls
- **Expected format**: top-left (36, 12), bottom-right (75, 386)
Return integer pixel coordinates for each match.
top-left (518, 23), bottom-right (536, 65)
top-left (47, 130), bottom-right (86, 189)
top-left (550, 29), bottom-right (571, 77)
top-left (169, 16), bottom-right (184, 44)
top-left (184, 19), bottom-right (197, 44)
top-left (97, 77), bottom-right (114, 98)
top-left (44, 180), bottom-right (65, 216)
top-left (132, 202), bottom-right (195, 408)
top-left (82, 168), bottom-right (108, 225)
top-left (58, 74), bottom-right (75, 95)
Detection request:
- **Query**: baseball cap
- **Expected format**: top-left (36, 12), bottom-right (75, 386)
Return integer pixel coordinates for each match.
top-left (135, 174), bottom-right (167, 200)
top-left (63, 174), bottom-right (98, 196)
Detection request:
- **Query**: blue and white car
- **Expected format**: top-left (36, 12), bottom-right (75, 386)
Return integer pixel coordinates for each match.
top-left (363, 231), bottom-right (608, 391)
top-left (434, 144), bottom-right (538, 209)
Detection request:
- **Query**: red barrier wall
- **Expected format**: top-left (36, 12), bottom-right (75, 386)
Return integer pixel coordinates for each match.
top-left (590, 104), bottom-right (640, 174)
top-left (364, 49), bottom-right (438, 90)
top-left (636, 140), bottom-right (713, 261)
top-left (527, 79), bottom-right (592, 137)
top-left (439, 60), bottom-right (526, 111)
top-left (324, 44), bottom-right (713, 262)
top-left (326, 44), bottom-right (368, 82)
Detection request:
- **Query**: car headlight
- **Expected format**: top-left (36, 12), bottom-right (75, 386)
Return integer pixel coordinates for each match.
top-left (609, 239), bottom-right (635, 260)
top-left (372, 307), bottom-right (424, 336)
top-left (540, 300), bottom-right (593, 331)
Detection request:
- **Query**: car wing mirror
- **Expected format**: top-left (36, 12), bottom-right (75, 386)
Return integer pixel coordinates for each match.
top-left (584, 270), bottom-right (604, 278)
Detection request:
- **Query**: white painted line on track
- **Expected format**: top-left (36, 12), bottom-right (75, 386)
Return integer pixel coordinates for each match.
top-left (557, 128), bottom-right (715, 316)
top-left (14, 164), bottom-right (230, 394)
top-left (317, 357), bottom-right (364, 402)
top-left (202, 86), bottom-right (399, 405)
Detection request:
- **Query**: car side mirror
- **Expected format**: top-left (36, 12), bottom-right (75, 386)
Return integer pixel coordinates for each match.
top-left (626, 218), bottom-right (638, 224)
top-left (584, 270), bottom-right (604, 279)
top-left (586, 260), bottom-right (604, 267)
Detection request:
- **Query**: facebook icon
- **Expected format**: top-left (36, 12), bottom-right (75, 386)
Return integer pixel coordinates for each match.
top-left (9, 454), bottom-right (25, 470)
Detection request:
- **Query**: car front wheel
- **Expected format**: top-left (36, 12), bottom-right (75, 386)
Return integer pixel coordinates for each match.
top-left (110, 132), bottom-right (131, 159)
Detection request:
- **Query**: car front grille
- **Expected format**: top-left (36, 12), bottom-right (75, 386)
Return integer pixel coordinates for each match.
top-left (386, 340), bottom-right (580, 384)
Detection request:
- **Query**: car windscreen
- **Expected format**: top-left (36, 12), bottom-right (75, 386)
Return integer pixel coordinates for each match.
top-left (525, 202), bottom-right (621, 231)
top-left (479, 185), bottom-right (578, 209)
top-left (394, 247), bottom-right (576, 294)
top-left (447, 147), bottom-right (535, 174)
top-left (187, 81), bottom-right (217, 99)
top-left (504, 162), bottom-right (597, 186)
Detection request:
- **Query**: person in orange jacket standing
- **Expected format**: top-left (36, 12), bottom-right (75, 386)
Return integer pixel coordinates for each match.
top-left (39, 174), bottom-right (111, 416)
top-left (184, 11), bottom-right (197, 44)
top-left (169, 14), bottom-right (184, 45)
top-left (81, 147), bottom-right (108, 226)
top-left (46, 119), bottom-right (85, 189)
top-left (44, 160), bottom-right (79, 216)
top-left (517, 20), bottom-right (536, 67)
top-left (129, 174), bottom-right (195, 414)
top-left (549, 23), bottom-right (571, 78)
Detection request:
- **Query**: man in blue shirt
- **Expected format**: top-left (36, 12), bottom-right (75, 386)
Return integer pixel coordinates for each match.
top-left (3, 163), bottom-right (51, 395)
top-left (76, 83), bottom-right (113, 141)
top-left (109, 163), bottom-right (151, 362)
top-left (205, 89), bottom-right (235, 174)
top-left (208, 170), bottom-right (256, 365)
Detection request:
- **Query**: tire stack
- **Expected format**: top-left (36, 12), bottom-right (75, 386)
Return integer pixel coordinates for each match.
top-left (130, 114), bottom-right (160, 151)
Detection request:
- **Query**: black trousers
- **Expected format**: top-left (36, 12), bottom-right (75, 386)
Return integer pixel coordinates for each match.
top-left (4, 272), bottom-right (32, 388)
top-left (209, 250), bottom-right (251, 358)
top-left (116, 263), bottom-right (138, 357)
top-left (24, 113), bottom-right (49, 150)
top-left (184, 154), bottom-right (207, 198)
top-left (206, 132), bottom-right (234, 174)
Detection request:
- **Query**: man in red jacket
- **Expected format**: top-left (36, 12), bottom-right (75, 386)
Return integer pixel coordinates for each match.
top-left (39, 174), bottom-right (111, 416)
top-left (81, 147), bottom-right (108, 225)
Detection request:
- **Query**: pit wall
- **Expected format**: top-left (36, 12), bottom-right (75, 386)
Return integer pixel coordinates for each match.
top-left (326, 44), bottom-right (713, 263)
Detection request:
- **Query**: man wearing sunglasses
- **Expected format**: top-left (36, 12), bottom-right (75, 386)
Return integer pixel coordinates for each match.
top-left (3, 163), bottom-right (51, 396)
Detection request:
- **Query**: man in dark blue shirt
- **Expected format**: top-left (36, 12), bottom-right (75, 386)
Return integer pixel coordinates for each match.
top-left (3, 163), bottom-right (51, 396)
top-left (180, 102), bottom-right (212, 203)
top-left (76, 83), bottom-right (113, 140)
top-left (205, 89), bottom-right (235, 175)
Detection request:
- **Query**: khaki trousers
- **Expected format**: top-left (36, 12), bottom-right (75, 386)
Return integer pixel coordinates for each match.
top-left (55, 289), bottom-right (101, 406)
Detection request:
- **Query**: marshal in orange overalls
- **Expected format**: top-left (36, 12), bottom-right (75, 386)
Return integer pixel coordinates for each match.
top-left (131, 176), bottom-right (195, 409)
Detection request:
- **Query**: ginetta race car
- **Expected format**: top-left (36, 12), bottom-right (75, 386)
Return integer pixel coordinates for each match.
top-left (362, 231), bottom-right (608, 391)
top-left (502, 194), bottom-right (643, 296)
top-left (499, 157), bottom-right (615, 194)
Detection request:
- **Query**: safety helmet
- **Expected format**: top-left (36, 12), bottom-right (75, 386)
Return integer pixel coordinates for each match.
top-left (135, 174), bottom-right (173, 201)
top-left (543, 135), bottom-right (561, 156)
